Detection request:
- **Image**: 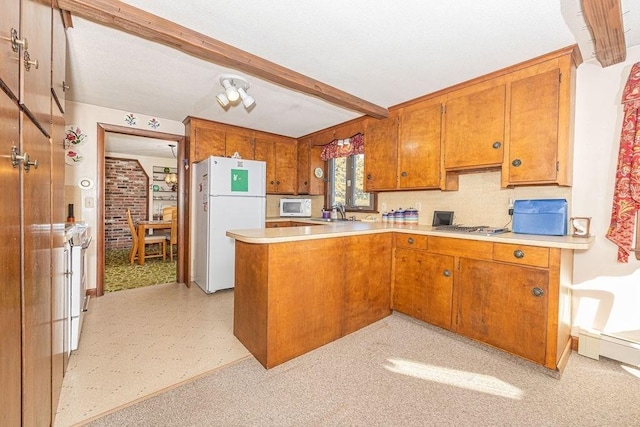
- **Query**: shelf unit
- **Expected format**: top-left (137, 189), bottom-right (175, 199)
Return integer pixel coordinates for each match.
top-left (152, 165), bottom-right (178, 201)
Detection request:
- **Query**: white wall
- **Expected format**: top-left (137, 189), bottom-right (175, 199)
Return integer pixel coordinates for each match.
top-left (570, 47), bottom-right (640, 341)
top-left (65, 101), bottom-right (184, 292)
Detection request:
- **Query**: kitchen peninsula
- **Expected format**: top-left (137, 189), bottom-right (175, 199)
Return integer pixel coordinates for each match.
top-left (227, 222), bottom-right (593, 372)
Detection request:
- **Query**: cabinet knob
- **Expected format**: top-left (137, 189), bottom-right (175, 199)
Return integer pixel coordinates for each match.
top-left (23, 50), bottom-right (38, 71)
top-left (270, 181), bottom-right (275, 185)
top-left (303, 181), bottom-right (308, 186)
top-left (513, 249), bottom-right (524, 259)
top-left (366, 173), bottom-right (372, 180)
top-left (443, 269), bottom-right (451, 277)
top-left (10, 28), bottom-right (27, 51)
top-left (407, 237), bottom-right (414, 244)
top-left (492, 141), bottom-right (501, 149)
top-left (276, 180), bottom-right (280, 185)
top-left (273, 224), bottom-right (279, 228)
top-left (531, 287), bottom-right (544, 297)
top-left (401, 171), bottom-right (408, 177)
top-left (512, 159), bottom-right (522, 167)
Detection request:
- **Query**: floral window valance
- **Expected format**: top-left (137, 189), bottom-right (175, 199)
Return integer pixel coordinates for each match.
top-left (320, 133), bottom-right (364, 161)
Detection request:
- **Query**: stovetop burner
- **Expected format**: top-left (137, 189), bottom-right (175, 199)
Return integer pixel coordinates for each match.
top-left (433, 225), bottom-right (509, 235)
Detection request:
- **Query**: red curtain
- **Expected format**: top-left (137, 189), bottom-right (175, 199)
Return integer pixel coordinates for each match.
top-left (606, 63), bottom-right (640, 262)
top-left (320, 133), bottom-right (364, 160)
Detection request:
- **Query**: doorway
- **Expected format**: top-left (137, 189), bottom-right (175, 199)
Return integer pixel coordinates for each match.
top-left (95, 123), bottom-right (187, 296)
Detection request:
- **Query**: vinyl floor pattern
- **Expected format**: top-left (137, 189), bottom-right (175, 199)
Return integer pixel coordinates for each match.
top-left (54, 283), bottom-right (250, 426)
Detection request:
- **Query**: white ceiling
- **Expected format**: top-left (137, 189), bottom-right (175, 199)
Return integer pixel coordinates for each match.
top-left (67, 0), bottom-right (640, 158)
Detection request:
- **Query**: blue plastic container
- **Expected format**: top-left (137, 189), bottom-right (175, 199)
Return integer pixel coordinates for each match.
top-left (512, 199), bottom-right (568, 236)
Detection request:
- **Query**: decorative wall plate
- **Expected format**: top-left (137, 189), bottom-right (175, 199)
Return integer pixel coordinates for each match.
top-left (314, 167), bottom-right (324, 178)
top-left (65, 126), bottom-right (87, 146)
top-left (65, 149), bottom-right (84, 165)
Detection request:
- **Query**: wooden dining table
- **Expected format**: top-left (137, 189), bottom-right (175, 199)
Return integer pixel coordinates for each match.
top-left (136, 219), bottom-right (172, 265)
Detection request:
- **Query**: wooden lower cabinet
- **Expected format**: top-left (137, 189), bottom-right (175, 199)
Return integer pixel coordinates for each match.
top-left (234, 232), bottom-right (572, 372)
top-left (234, 234), bottom-right (392, 368)
top-left (393, 248), bottom-right (453, 329)
top-left (394, 235), bottom-right (571, 371)
top-left (455, 258), bottom-right (548, 365)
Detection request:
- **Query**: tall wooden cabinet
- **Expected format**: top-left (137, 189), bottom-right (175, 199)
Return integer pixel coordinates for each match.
top-left (1, 1), bottom-right (66, 424)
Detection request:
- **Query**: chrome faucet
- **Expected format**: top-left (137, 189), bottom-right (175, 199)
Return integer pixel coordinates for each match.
top-left (334, 203), bottom-right (346, 220)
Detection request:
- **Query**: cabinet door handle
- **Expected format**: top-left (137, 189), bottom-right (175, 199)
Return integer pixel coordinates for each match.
top-left (512, 159), bottom-right (522, 167)
top-left (492, 141), bottom-right (501, 149)
top-left (531, 287), bottom-right (544, 297)
top-left (270, 180), bottom-right (275, 185)
top-left (443, 269), bottom-right (451, 277)
top-left (407, 237), bottom-right (414, 244)
top-left (367, 173), bottom-right (372, 180)
top-left (401, 171), bottom-right (408, 177)
top-left (513, 249), bottom-right (524, 259)
top-left (276, 180), bottom-right (280, 185)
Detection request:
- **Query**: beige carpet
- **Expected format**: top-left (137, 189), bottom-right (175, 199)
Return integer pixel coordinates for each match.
top-left (86, 313), bottom-right (640, 426)
top-left (54, 283), bottom-right (250, 426)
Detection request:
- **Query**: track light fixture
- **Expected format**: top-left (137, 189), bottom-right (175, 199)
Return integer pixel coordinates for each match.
top-left (216, 74), bottom-right (255, 110)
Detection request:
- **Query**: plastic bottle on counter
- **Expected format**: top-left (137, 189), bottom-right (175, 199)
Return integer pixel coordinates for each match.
top-left (331, 207), bottom-right (338, 220)
top-left (382, 212), bottom-right (388, 223)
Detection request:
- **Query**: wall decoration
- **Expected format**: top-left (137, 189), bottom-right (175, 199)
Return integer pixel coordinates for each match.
top-left (124, 113), bottom-right (137, 126)
top-left (148, 118), bottom-right (160, 129)
top-left (65, 149), bottom-right (84, 165)
top-left (64, 126), bottom-right (87, 147)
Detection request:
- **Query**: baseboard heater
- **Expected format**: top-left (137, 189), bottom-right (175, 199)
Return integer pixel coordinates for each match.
top-left (578, 328), bottom-right (640, 366)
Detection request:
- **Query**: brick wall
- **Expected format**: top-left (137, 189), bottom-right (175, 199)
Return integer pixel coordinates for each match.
top-left (105, 157), bottom-right (149, 250)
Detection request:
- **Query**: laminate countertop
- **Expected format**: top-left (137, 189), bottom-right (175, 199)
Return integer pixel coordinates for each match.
top-left (227, 219), bottom-right (594, 250)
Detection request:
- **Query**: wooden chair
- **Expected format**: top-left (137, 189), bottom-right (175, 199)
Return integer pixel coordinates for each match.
top-left (126, 209), bottom-right (166, 264)
top-left (165, 208), bottom-right (178, 261)
top-left (162, 206), bottom-right (175, 221)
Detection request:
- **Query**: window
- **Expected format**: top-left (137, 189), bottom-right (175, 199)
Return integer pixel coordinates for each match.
top-left (329, 153), bottom-right (376, 211)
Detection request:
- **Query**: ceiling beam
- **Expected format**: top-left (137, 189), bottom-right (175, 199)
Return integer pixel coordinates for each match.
top-left (582, 0), bottom-right (626, 67)
top-left (56, 0), bottom-right (389, 119)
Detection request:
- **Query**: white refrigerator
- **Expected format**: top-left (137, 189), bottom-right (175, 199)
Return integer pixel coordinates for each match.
top-left (193, 156), bottom-right (266, 293)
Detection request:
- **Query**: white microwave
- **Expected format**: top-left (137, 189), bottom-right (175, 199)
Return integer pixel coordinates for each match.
top-left (280, 198), bottom-right (312, 217)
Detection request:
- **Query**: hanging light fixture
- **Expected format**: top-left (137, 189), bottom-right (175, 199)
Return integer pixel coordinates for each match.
top-left (216, 74), bottom-right (255, 110)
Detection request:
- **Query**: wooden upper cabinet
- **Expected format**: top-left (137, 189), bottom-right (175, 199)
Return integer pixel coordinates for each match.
top-left (364, 113), bottom-right (399, 192)
top-left (51, 9), bottom-right (66, 116)
top-left (504, 59), bottom-right (567, 186)
top-left (225, 131), bottom-right (254, 159)
top-left (0, 0), bottom-right (20, 99)
top-left (274, 139), bottom-right (297, 194)
top-left (297, 139), bottom-right (310, 194)
top-left (255, 135), bottom-right (297, 194)
top-left (20, 0), bottom-right (52, 133)
top-left (194, 127), bottom-right (225, 162)
top-left (444, 81), bottom-right (505, 171)
top-left (297, 139), bottom-right (325, 195)
top-left (397, 100), bottom-right (442, 189)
